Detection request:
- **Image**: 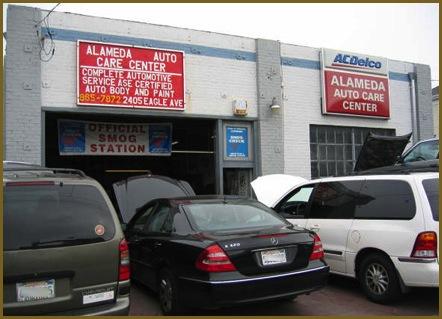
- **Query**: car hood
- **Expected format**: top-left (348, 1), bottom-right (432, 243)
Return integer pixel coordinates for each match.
top-left (250, 174), bottom-right (307, 208)
top-left (112, 174), bottom-right (195, 223)
top-left (353, 132), bottom-right (412, 172)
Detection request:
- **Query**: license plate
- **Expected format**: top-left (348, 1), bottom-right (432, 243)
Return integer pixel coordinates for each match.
top-left (17, 279), bottom-right (55, 302)
top-left (83, 290), bottom-right (114, 305)
top-left (261, 249), bottom-right (287, 265)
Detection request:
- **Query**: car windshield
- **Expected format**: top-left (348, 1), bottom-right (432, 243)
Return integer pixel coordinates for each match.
top-left (184, 200), bottom-right (288, 231)
top-left (4, 184), bottom-right (116, 250)
top-left (422, 178), bottom-right (439, 221)
top-left (403, 140), bottom-right (439, 163)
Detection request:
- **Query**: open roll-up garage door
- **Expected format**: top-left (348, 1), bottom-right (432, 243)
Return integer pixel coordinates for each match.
top-left (44, 111), bottom-right (216, 203)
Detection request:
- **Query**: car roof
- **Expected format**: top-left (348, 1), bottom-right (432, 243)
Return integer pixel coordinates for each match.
top-left (171, 195), bottom-right (250, 202)
top-left (414, 137), bottom-right (438, 142)
top-left (404, 137), bottom-right (439, 152)
top-left (350, 160), bottom-right (439, 176)
top-left (3, 163), bottom-right (92, 183)
top-left (402, 137), bottom-right (439, 156)
top-left (169, 195), bottom-right (253, 205)
top-left (310, 170), bottom-right (438, 184)
top-left (3, 161), bottom-right (43, 170)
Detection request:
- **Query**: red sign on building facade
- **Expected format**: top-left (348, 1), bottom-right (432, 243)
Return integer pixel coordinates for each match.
top-left (77, 41), bottom-right (185, 110)
top-left (321, 49), bottom-right (390, 119)
top-left (323, 70), bottom-right (390, 118)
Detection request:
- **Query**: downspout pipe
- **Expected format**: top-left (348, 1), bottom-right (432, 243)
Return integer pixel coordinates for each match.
top-left (408, 72), bottom-right (419, 142)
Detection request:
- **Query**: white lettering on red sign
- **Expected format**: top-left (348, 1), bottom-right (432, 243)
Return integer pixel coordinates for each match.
top-left (323, 70), bottom-right (390, 118)
top-left (77, 41), bottom-right (185, 110)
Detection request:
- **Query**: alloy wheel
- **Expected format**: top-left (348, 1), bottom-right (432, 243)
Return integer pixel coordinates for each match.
top-left (365, 262), bottom-right (389, 295)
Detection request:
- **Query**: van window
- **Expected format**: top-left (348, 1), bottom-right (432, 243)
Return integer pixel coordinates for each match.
top-left (277, 185), bottom-right (315, 218)
top-left (422, 178), bottom-right (439, 221)
top-left (287, 187), bottom-right (314, 202)
top-left (354, 180), bottom-right (416, 219)
top-left (4, 184), bottom-right (116, 251)
top-left (309, 181), bottom-right (363, 219)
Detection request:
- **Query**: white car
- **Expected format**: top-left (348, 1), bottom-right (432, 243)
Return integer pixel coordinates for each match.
top-left (251, 170), bottom-right (439, 303)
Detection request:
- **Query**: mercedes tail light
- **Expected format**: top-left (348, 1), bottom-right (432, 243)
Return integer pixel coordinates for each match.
top-left (195, 244), bottom-right (236, 272)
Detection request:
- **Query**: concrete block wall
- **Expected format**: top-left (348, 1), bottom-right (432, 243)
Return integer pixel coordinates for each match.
top-left (432, 96), bottom-right (439, 138)
top-left (38, 8), bottom-right (258, 118)
top-left (281, 43), bottom-right (415, 179)
top-left (414, 64), bottom-right (434, 140)
top-left (256, 39), bottom-right (284, 176)
top-left (5, 5), bottom-right (434, 178)
top-left (4, 5), bottom-right (43, 164)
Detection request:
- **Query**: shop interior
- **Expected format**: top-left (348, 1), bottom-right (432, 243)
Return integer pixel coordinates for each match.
top-left (44, 111), bottom-right (217, 205)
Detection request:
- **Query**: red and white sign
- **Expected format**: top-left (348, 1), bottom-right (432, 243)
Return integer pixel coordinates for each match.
top-left (77, 40), bottom-right (185, 110)
top-left (321, 49), bottom-right (390, 119)
top-left (58, 119), bottom-right (172, 156)
top-left (323, 70), bottom-right (390, 118)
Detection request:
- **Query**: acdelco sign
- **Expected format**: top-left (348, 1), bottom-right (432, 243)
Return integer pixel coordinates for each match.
top-left (322, 48), bottom-right (388, 76)
top-left (321, 48), bottom-right (390, 119)
top-left (333, 54), bottom-right (382, 69)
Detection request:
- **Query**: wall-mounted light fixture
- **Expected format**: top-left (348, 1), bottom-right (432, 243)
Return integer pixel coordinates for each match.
top-left (232, 99), bottom-right (248, 116)
top-left (269, 97), bottom-right (281, 110)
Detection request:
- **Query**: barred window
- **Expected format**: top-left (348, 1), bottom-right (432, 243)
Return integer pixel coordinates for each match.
top-left (310, 125), bottom-right (395, 178)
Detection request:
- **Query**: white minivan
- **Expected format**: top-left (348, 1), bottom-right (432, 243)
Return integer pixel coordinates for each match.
top-left (252, 170), bottom-right (439, 303)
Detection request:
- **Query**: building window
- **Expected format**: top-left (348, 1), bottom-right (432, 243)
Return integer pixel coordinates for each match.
top-left (310, 125), bottom-right (395, 178)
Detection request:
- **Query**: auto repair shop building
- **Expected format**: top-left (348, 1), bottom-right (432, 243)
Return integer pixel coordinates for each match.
top-left (4, 5), bottom-right (434, 196)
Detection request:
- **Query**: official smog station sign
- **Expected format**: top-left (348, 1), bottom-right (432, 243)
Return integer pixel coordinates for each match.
top-left (77, 40), bottom-right (185, 110)
top-left (321, 48), bottom-right (390, 119)
top-left (58, 119), bottom-right (172, 156)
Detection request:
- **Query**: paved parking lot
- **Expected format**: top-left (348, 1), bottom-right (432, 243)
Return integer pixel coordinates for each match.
top-left (129, 274), bottom-right (438, 316)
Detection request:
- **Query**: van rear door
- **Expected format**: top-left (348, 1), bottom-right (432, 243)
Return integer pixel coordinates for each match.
top-left (3, 182), bottom-right (121, 315)
top-left (419, 176), bottom-right (439, 263)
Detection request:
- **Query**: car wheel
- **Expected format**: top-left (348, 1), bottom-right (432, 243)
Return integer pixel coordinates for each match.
top-left (158, 269), bottom-right (184, 315)
top-left (358, 253), bottom-right (401, 304)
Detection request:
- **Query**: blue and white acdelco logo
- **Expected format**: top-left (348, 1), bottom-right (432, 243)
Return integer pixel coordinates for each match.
top-left (333, 54), bottom-right (382, 69)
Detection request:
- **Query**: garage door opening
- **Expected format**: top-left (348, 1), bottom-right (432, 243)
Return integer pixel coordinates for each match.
top-left (44, 112), bottom-right (216, 205)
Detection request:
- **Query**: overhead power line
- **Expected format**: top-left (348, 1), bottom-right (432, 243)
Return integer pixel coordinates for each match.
top-left (35, 3), bottom-right (61, 62)
top-left (35, 3), bottom-right (60, 26)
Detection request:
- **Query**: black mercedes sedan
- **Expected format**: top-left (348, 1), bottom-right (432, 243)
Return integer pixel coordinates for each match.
top-left (123, 196), bottom-right (329, 314)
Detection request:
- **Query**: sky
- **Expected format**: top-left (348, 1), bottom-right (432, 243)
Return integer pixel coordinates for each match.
top-left (3, 3), bottom-right (439, 88)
